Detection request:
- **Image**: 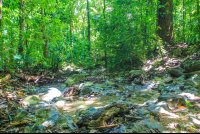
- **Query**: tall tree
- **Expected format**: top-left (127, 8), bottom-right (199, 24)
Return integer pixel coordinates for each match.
top-left (197, 0), bottom-right (200, 38)
top-left (87, 0), bottom-right (91, 52)
top-left (0, 0), bottom-right (3, 69)
top-left (157, 0), bottom-right (173, 46)
top-left (0, 0), bottom-right (2, 30)
top-left (183, 0), bottom-right (185, 42)
top-left (41, 7), bottom-right (48, 59)
top-left (103, 0), bottom-right (107, 70)
top-left (18, 0), bottom-right (24, 58)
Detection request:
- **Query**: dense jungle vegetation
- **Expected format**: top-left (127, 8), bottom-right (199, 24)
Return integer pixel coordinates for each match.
top-left (0, 0), bottom-right (199, 72)
top-left (1, 0), bottom-right (200, 133)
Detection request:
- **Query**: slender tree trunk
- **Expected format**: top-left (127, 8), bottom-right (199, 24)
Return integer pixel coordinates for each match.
top-left (183, 0), bottom-right (185, 42)
top-left (41, 8), bottom-right (48, 59)
top-left (144, 0), bottom-right (149, 46)
top-left (25, 24), bottom-right (29, 68)
top-left (0, 0), bottom-right (2, 30)
top-left (69, 13), bottom-right (73, 46)
top-left (9, 26), bottom-right (14, 68)
top-left (157, 0), bottom-right (173, 47)
top-left (103, 0), bottom-right (107, 70)
top-left (197, 0), bottom-right (200, 39)
top-left (18, 0), bottom-right (24, 58)
top-left (0, 0), bottom-right (4, 70)
top-left (87, 0), bottom-right (91, 52)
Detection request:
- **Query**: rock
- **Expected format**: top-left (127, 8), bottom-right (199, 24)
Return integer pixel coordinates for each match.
top-left (182, 60), bottom-right (200, 73)
top-left (132, 119), bottom-right (166, 133)
top-left (163, 77), bottom-right (173, 83)
top-left (156, 101), bottom-right (170, 110)
top-left (65, 73), bottom-right (89, 86)
top-left (84, 82), bottom-right (93, 87)
top-left (125, 70), bottom-right (144, 81)
top-left (137, 109), bottom-right (150, 116)
top-left (55, 100), bottom-right (66, 109)
top-left (173, 48), bottom-right (182, 57)
top-left (179, 92), bottom-right (200, 102)
top-left (105, 80), bottom-right (115, 86)
top-left (23, 95), bottom-right (45, 107)
top-left (15, 109), bottom-right (28, 119)
top-left (133, 78), bottom-right (142, 84)
top-left (81, 87), bottom-right (92, 95)
top-left (140, 93), bottom-right (150, 98)
top-left (153, 107), bottom-right (180, 119)
top-left (158, 93), bottom-right (185, 107)
top-left (167, 68), bottom-right (183, 77)
top-left (35, 108), bottom-right (48, 118)
top-left (164, 85), bottom-right (182, 93)
top-left (41, 88), bottom-right (62, 102)
top-left (190, 117), bottom-right (200, 128)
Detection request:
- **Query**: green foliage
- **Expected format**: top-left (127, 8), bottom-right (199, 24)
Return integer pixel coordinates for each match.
top-left (0, 0), bottom-right (199, 72)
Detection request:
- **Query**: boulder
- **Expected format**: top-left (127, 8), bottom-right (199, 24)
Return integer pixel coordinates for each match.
top-left (65, 73), bottom-right (89, 86)
top-left (167, 68), bottom-right (183, 77)
top-left (182, 60), bottom-right (200, 73)
top-left (81, 87), bottom-right (92, 95)
top-left (132, 119), bottom-right (166, 133)
top-left (158, 93), bottom-right (185, 107)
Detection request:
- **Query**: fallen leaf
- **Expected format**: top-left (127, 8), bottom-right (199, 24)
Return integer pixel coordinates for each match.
top-left (177, 106), bottom-right (187, 109)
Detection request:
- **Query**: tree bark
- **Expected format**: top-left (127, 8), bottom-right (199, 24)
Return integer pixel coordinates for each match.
top-left (197, 0), bottom-right (200, 38)
top-left (87, 0), bottom-right (91, 52)
top-left (183, 0), bottom-right (185, 42)
top-left (18, 0), bottom-right (24, 58)
top-left (103, 0), bottom-right (107, 70)
top-left (41, 8), bottom-right (48, 59)
top-left (157, 0), bottom-right (173, 46)
top-left (0, 0), bottom-right (2, 30)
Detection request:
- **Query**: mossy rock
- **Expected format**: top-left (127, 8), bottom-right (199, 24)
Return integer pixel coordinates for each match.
top-left (23, 95), bottom-right (44, 106)
top-left (65, 73), bottom-right (89, 86)
top-left (84, 82), bottom-right (93, 87)
top-left (88, 102), bottom-right (129, 128)
top-left (182, 60), bottom-right (200, 73)
top-left (167, 68), bottom-right (182, 77)
top-left (173, 49), bottom-right (182, 57)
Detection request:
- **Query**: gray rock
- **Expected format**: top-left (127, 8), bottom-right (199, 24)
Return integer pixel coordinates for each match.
top-left (158, 93), bottom-right (185, 107)
top-left (23, 95), bottom-right (46, 107)
top-left (167, 68), bottom-right (182, 77)
top-left (132, 119), bottom-right (166, 133)
top-left (81, 87), bottom-right (92, 95)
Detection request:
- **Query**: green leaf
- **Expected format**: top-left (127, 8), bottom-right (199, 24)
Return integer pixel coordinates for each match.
top-left (186, 101), bottom-right (193, 106)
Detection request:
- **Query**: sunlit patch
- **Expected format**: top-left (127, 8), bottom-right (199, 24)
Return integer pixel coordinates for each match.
top-left (78, 105), bottom-right (86, 109)
top-left (94, 106), bottom-right (104, 109)
top-left (41, 88), bottom-right (62, 102)
top-left (84, 100), bottom-right (95, 105)
top-left (42, 120), bottom-right (54, 127)
top-left (64, 103), bottom-right (73, 107)
top-left (96, 102), bottom-right (103, 105)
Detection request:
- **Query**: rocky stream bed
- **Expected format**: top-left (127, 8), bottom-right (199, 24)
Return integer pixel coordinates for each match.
top-left (1, 52), bottom-right (200, 133)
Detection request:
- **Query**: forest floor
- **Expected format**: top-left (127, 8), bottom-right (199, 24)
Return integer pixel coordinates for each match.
top-left (1, 47), bottom-right (200, 133)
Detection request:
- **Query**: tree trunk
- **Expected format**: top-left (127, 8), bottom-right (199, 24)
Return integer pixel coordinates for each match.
top-left (0, 0), bottom-right (2, 30)
top-left (9, 26), bottom-right (14, 68)
top-left (103, 0), bottom-right (107, 70)
top-left (25, 24), bottom-right (29, 68)
top-left (87, 0), bottom-right (91, 52)
top-left (18, 0), bottom-right (24, 58)
top-left (0, 0), bottom-right (4, 70)
top-left (197, 0), bottom-right (200, 39)
top-left (41, 8), bottom-right (48, 59)
top-left (183, 0), bottom-right (185, 42)
top-left (157, 0), bottom-right (173, 47)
